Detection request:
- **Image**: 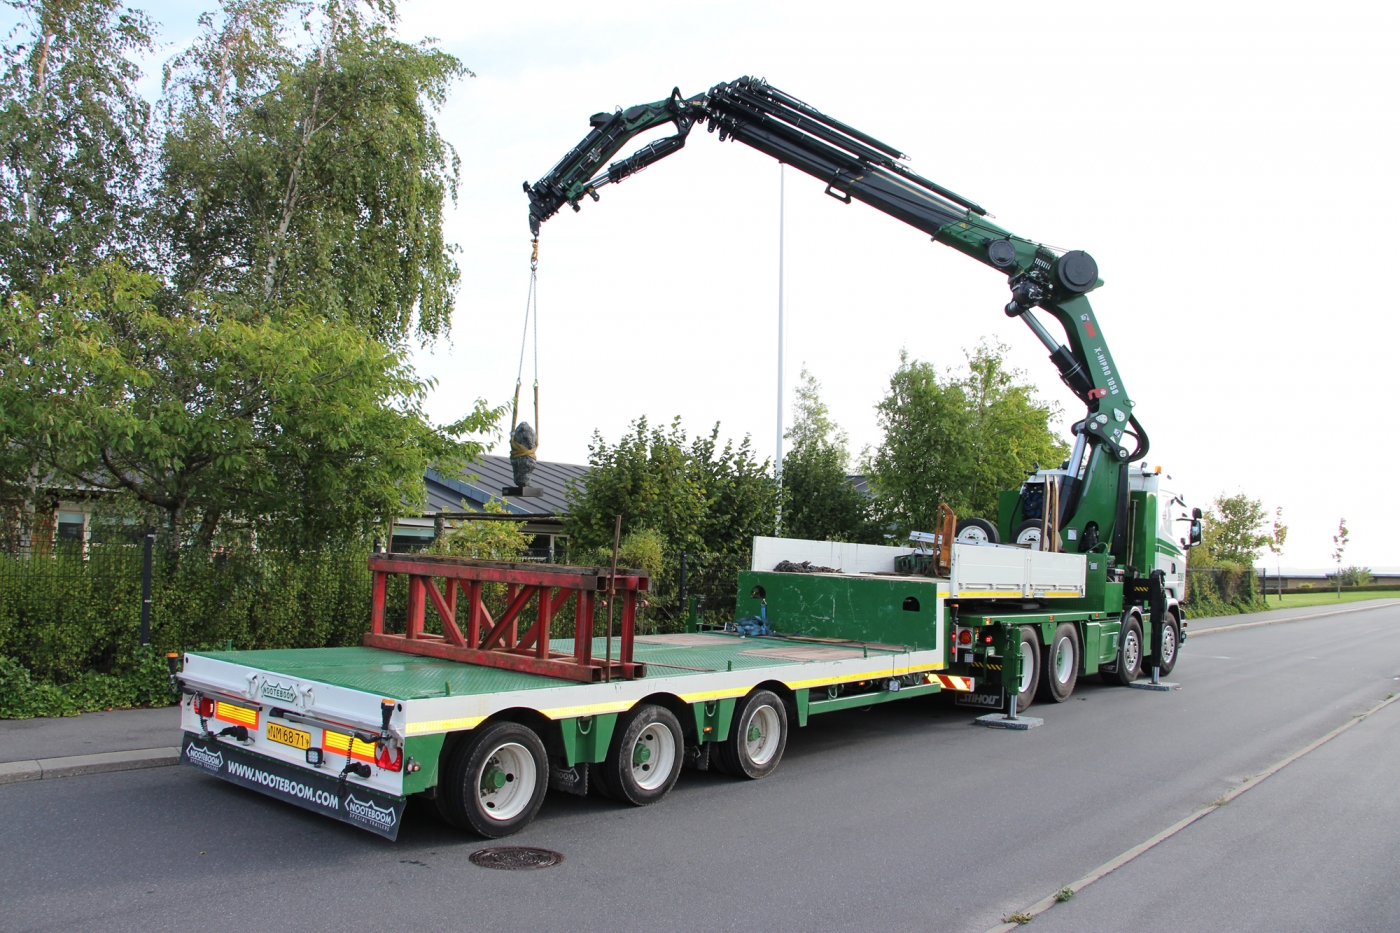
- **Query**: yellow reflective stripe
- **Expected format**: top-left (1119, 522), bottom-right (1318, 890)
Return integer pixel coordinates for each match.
top-left (537, 700), bottom-right (637, 720)
top-left (1043, 591), bottom-right (1083, 597)
top-left (954, 590), bottom-right (1021, 598)
top-left (405, 717), bottom-right (486, 735)
top-left (676, 687), bottom-right (749, 703)
top-left (214, 701), bottom-right (258, 728)
top-left (782, 663), bottom-right (945, 690)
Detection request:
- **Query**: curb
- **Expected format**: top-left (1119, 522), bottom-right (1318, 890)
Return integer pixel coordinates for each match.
top-left (1188, 599), bottom-right (1400, 638)
top-left (0, 747), bottom-right (180, 786)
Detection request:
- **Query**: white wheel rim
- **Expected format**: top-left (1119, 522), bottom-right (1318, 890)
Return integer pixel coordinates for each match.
top-left (1054, 636), bottom-right (1075, 684)
top-left (1019, 639), bottom-right (1036, 694)
top-left (477, 742), bottom-right (535, 821)
top-left (630, 719), bottom-right (676, 791)
top-left (1161, 624), bottom-right (1176, 664)
top-left (1124, 629), bottom-right (1140, 672)
top-left (958, 526), bottom-right (990, 543)
top-left (1017, 528), bottom-right (1042, 550)
top-left (745, 704), bottom-right (782, 766)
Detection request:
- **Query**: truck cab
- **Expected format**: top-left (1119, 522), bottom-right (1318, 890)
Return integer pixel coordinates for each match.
top-left (1126, 464), bottom-right (1197, 602)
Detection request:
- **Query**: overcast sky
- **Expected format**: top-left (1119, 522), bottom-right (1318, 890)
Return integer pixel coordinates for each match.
top-left (76, 1), bottom-right (1400, 567)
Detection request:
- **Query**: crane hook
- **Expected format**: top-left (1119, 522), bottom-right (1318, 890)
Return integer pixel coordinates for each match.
top-left (530, 237), bottom-right (539, 272)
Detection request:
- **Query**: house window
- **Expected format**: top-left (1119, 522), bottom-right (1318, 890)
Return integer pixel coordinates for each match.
top-left (56, 510), bottom-right (85, 542)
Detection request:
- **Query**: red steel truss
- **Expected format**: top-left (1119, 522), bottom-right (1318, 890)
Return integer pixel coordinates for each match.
top-left (364, 553), bottom-right (648, 682)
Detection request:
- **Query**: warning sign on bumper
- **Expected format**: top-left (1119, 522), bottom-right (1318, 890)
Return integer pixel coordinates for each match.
top-left (180, 733), bottom-right (405, 840)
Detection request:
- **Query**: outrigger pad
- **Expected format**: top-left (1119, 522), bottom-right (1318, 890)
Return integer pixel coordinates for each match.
top-left (1127, 681), bottom-right (1180, 691)
top-left (974, 713), bottom-right (1044, 730)
top-left (180, 733), bottom-right (406, 839)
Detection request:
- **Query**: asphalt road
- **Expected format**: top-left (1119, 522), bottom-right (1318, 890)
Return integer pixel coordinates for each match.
top-left (3, 602), bottom-right (1398, 933)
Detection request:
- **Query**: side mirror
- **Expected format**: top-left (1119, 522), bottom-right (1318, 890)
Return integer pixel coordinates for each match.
top-left (1188, 519), bottom-right (1203, 548)
top-left (1192, 507), bottom-right (1202, 520)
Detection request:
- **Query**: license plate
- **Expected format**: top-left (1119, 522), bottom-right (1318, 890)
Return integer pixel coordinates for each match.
top-left (267, 722), bottom-right (311, 750)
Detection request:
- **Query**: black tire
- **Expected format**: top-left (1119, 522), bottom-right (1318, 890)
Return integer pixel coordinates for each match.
top-left (1013, 518), bottom-right (1064, 549)
top-left (1012, 519), bottom-right (1045, 550)
top-left (598, 704), bottom-right (684, 806)
top-left (1150, 610), bottom-right (1181, 676)
top-left (440, 721), bottom-right (548, 838)
top-left (716, 690), bottom-right (788, 779)
top-left (956, 518), bottom-right (1000, 544)
top-left (1100, 613), bottom-right (1144, 686)
top-left (1037, 622), bottom-right (1080, 703)
top-left (1012, 626), bottom-right (1040, 713)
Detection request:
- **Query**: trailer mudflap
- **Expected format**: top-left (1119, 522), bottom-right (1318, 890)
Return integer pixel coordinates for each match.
top-left (181, 733), bottom-right (406, 840)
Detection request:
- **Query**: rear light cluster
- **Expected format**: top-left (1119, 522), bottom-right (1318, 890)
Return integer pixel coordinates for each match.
top-left (375, 744), bottom-right (403, 772)
top-left (193, 696), bottom-right (215, 718)
top-left (957, 628), bottom-right (973, 646)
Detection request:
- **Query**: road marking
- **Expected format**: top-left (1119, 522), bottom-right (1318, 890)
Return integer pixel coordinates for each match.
top-left (1188, 600), bottom-right (1400, 638)
top-left (981, 691), bottom-right (1400, 933)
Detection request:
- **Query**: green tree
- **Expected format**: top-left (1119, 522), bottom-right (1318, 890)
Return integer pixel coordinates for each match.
top-left (154, 0), bottom-right (469, 344)
top-left (564, 416), bottom-right (778, 556)
top-left (430, 499), bottom-right (528, 561)
top-left (1331, 518), bottom-right (1349, 596)
top-left (0, 0), bottom-right (152, 297)
top-left (866, 342), bottom-right (1067, 537)
top-left (1197, 493), bottom-right (1270, 569)
top-left (780, 368), bottom-right (878, 543)
top-left (1, 262), bottom-right (494, 549)
top-left (1266, 506), bottom-right (1288, 602)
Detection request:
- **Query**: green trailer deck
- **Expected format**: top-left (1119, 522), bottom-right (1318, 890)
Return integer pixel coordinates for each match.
top-left (176, 625), bottom-right (960, 840)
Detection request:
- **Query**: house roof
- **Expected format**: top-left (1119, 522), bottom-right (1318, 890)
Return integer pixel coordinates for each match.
top-left (425, 456), bottom-right (588, 517)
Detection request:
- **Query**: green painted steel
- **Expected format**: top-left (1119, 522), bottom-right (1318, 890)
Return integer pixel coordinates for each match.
top-left (997, 490), bottom-right (1019, 542)
top-left (193, 646), bottom-right (562, 700)
top-left (190, 634), bottom-right (910, 701)
top-left (794, 688), bottom-right (809, 726)
top-left (806, 681), bottom-right (942, 716)
top-left (691, 697), bottom-right (736, 744)
top-left (558, 714), bottom-right (618, 766)
top-left (736, 570), bottom-right (942, 648)
top-left (403, 733), bottom-right (446, 794)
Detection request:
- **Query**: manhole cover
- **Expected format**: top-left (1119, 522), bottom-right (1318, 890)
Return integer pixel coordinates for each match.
top-left (468, 846), bottom-right (564, 870)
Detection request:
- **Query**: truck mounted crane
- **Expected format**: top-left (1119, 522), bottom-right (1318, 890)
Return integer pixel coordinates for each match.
top-left (526, 77), bottom-right (1151, 560)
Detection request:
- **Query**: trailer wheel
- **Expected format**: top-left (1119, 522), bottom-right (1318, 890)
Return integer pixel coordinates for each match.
top-left (717, 690), bottom-right (788, 779)
top-left (1101, 614), bottom-right (1144, 686)
top-left (1013, 627), bottom-right (1041, 713)
top-left (1151, 611), bottom-right (1181, 676)
top-left (598, 704), bottom-right (683, 806)
top-left (442, 721), bottom-right (548, 838)
top-left (956, 518), bottom-right (1000, 544)
top-left (1037, 622), bottom-right (1079, 703)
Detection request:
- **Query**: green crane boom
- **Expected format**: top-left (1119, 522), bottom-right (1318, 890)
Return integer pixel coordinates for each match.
top-left (525, 76), bottom-right (1149, 560)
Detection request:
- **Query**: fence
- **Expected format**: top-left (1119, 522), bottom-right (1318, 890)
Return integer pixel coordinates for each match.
top-left (0, 543), bottom-right (755, 683)
top-left (0, 544), bottom-right (377, 683)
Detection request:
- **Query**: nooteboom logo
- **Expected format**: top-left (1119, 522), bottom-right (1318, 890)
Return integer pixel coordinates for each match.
top-left (185, 743), bottom-right (224, 771)
top-left (344, 795), bottom-right (398, 830)
top-left (260, 681), bottom-right (298, 703)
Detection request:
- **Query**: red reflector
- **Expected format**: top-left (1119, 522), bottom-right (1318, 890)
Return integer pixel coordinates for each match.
top-left (984, 635), bottom-right (994, 644)
top-left (194, 697), bottom-right (214, 718)
top-left (958, 630), bottom-right (972, 645)
top-left (375, 744), bottom-right (402, 772)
